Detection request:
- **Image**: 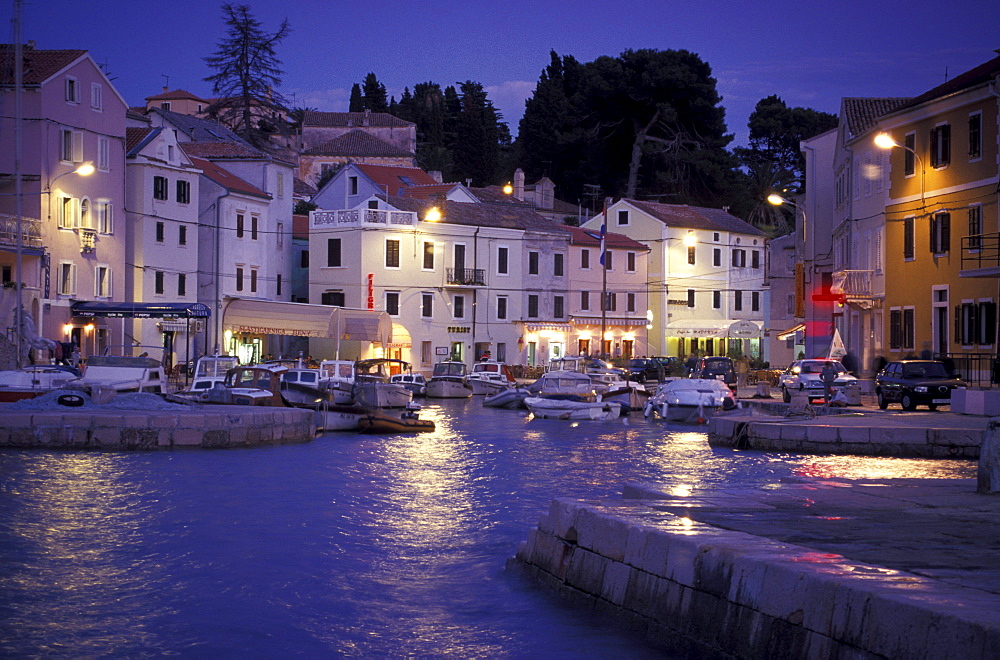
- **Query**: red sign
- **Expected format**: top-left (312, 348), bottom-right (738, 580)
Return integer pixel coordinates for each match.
top-left (367, 273), bottom-right (374, 310)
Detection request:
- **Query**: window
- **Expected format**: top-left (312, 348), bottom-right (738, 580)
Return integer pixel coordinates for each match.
top-left (385, 239), bottom-right (400, 268)
top-left (235, 267), bottom-right (245, 292)
top-left (155, 270), bottom-right (165, 295)
top-left (349, 176), bottom-right (359, 195)
top-left (627, 252), bottom-right (636, 272)
top-left (554, 253), bottom-right (564, 277)
top-left (97, 136), bottom-right (110, 172)
top-left (155, 222), bottom-right (165, 243)
top-left (59, 262), bottom-right (76, 295)
top-left (930, 212), bottom-right (950, 254)
top-left (969, 112), bottom-right (982, 160)
top-left (581, 290), bottom-right (590, 311)
top-left (731, 249), bottom-right (746, 268)
top-left (903, 217), bottom-right (914, 260)
top-left (903, 308), bottom-right (915, 350)
top-left (602, 292), bottom-right (617, 312)
top-left (300, 250), bottom-right (309, 268)
top-left (687, 289), bottom-right (695, 308)
top-left (65, 76), bottom-right (79, 103)
top-left (90, 83), bottom-right (102, 111)
top-left (497, 296), bottom-right (508, 320)
top-left (178, 273), bottom-right (187, 297)
top-left (752, 291), bottom-right (760, 312)
top-left (497, 246), bottom-right (508, 274)
top-left (59, 196), bottom-right (77, 229)
top-left (751, 250), bottom-right (760, 269)
top-left (889, 309), bottom-right (902, 350)
top-left (250, 269), bottom-right (257, 293)
top-left (421, 293), bottom-right (433, 318)
top-left (969, 206), bottom-right (983, 250)
top-left (95, 265), bottom-right (111, 297)
top-left (161, 101), bottom-right (170, 111)
top-left (581, 249), bottom-right (590, 269)
top-left (903, 132), bottom-right (916, 177)
top-left (930, 124), bottom-right (950, 168)
top-left (423, 242), bottom-right (435, 270)
top-left (626, 293), bottom-right (635, 313)
top-left (327, 238), bottom-right (341, 267)
top-left (527, 294), bottom-right (539, 318)
top-left (617, 209), bottom-right (628, 226)
top-left (276, 173), bottom-right (284, 198)
top-left (713, 290), bottom-right (721, 309)
top-left (454, 295), bottom-right (465, 319)
top-left (176, 180), bottom-right (191, 204)
top-left (528, 251), bottom-right (539, 275)
top-left (735, 290), bottom-right (743, 311)
top-left (276, 274), bottom-right (282, 296)
top-left (79, 198), bottom-right (92, 230)
top-left (554, 295), bottom-right (565, 318)
top-left (957, 301), bottom-right (997, 346)
top-left (385, 292), bottom-right (399, 315)
top-left (251, 216), bottom-right (258, 240)
top-left (98, 201), bottom-right (112, 234)
top-left (603, 251), bottom-right (613, 270)
top-left (179, 225), bottom-right (187, 246)
top-left (422, 341), bottom-right (432, 365)
top-left (236, 214), bottom-right (245, 238)
top-left (713, 248), bottom-right (721, 267)
top-left (153, 176), bottom-right (168, 201)
top-left (322, 291), bottom-right (345, 307)
top-left (687, 246), bottom-right (696, 265)
top-left (60, 128), bottom-right (82, 163)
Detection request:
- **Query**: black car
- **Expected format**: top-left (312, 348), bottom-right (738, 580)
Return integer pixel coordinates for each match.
top-left (874, 360), bottom-right (966, 411)
top-left (689, 356), bottom-right (738, 393)
top-left (625, 358), bottom-right (664, 382)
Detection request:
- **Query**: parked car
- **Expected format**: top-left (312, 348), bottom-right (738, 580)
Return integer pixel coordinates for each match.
top-left (624, 358), bottom-right (664, 382)
top-left (688, 356), bottom-right (738, 393)
top-left (874, 360), bottom-right (966, 411)
top-left (778, 359), bottom-right (857, 403)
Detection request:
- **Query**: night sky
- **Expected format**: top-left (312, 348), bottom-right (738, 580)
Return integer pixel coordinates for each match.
top-left (11, 0), bottom-right (998, 145)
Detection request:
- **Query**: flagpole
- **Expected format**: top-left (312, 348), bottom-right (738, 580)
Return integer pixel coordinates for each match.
top-left (600, 198), bottom-right (608, 360)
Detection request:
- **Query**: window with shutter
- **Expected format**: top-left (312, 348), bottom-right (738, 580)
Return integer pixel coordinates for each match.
top-left (930, 124), bottom-right (951, 168)
top-left (903, 218), bottom-right (914, 259)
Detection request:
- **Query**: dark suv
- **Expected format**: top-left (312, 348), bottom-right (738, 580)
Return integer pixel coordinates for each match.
top-left (625, 358), bottom-right (664, 383)
top-left (874, 360), bottom-right (966, 411)
top-left (689, 356), bottom-right (738, 393)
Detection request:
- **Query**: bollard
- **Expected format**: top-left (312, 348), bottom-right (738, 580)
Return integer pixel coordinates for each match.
top-left (977, 417), bottom-right (1000, 493)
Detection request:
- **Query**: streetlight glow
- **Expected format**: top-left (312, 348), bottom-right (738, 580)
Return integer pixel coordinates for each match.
top-left (873, 132), bottom-right (898, 150)
top-left (425, 206), bottom-right (441, 222)
top-left (766, 193), bottom-right (787, 206)
top-left (502, 183), bottom-right (513, 195)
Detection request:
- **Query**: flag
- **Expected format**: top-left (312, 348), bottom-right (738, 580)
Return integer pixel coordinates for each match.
top-left (600, 199), bottom-right (608, 267)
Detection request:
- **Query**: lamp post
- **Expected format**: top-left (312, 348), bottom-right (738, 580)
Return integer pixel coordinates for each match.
top-left (767, 193), bottom-right (806, 243)
top-left (874, 132), bottom-right (924, 210)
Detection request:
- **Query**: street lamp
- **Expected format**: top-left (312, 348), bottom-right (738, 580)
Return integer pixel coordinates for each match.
top-left (874, 132), bottom-right (924, 209)
top-left (46, 161), bottom-right (95, 191)
top-left (767, 193), bottom-right (807, 242)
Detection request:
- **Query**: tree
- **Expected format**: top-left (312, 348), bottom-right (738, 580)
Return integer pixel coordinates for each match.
top-left (348, 83), bottom-right (363, 112)
top-left (203, 3), bottom-right (291, 149)
top-left (361, 72), bottom-right (389, 112)
top-left (451, 81), bottom-right (503, 186)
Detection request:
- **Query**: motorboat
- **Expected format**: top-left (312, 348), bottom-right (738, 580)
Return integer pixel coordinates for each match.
top-left (482, 386), bottom-right (532, 409)
top-left (172, 355), bottom-right (239, 400)
top-left (466, 361), bottom-right (516, 395)
top-left (425, 360), bottom-right (473, 399)
top-left (524, 395), bottom-right (622, 421)
top-left (0, 365), bottom-right (81, 402)
top-left (352, 358), bottom-right (413, 409)
top-left (643, 378), bottom-right (737, 423)
top-left (388, 372), bottom-right (427, 397)
top-left (318, 359), bottom-right (357, 404)
top-left (548, 355), bottom-right (644, 412)
top-left (200, 363), bottom-right (289, 406)
top-left (70, 346), bottom-right (168, 398)
top-left (357, 402), bottom-right (435, 433)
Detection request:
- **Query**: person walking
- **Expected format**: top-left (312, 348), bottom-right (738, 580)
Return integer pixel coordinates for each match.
top-left (820, 361), bottom-right (837, 404)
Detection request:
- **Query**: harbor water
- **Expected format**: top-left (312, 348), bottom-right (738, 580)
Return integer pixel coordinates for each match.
top-left (0, 399), bottom-right (975, 657)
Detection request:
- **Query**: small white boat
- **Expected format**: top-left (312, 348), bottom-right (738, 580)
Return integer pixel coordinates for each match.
top-left (467, 361), bottom-right (516, 395)
top-left (524, 395), bottom-right (623, 421)
top-left (173, 355), bottom-right (239, 400)
top-left (353, 359), bottom-right (413, 408)
top-left (318, 359), bottom-right (357, 404)
top-left (426, 360), bottom-right (473, 399)
top-left (644, 378), bottom-right (736, 423)
top-left (0, 365), bottom-right (81, 402)
top-left (71, 346), bottom-right (168, 397)
top-left (388, 372), bottom-right (427, 397)
top-left (482, 386), bottom-right (532, 409)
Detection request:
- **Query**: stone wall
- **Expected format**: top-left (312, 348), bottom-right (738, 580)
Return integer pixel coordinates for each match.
top-left (510, 496), bottom-right (1000, 657)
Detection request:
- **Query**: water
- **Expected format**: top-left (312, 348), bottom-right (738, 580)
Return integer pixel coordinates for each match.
top-left (0, 400), bottom-right (974, 657)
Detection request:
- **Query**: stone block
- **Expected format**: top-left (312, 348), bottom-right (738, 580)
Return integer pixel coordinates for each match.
top-left (565, 547), bottom-right (610, 596)
top-left (172, 428), bottom-right (203, 446)
top-left (541, 498), bottom-right (581, 538)
top-left (663, 535), bottom-right (699, 588)
top-left (933, 427), bottom-right (982, 447)
top-left (622, 569), bottom-right (667, 619)
top-left (837, 426), bottom-right (871, 443)
top-left (576, 508), bottom-right (629, 561)
top-left (754, 423), bottom-right (783, 441)
top-left (806, 425), bottom-right (840, 443)
top-left (600, 560), bottom-right (633, 605)
top-left (779, 424), bottom-right (809, 441)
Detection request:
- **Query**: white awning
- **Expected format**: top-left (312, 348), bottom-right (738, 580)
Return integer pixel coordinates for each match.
top-left (665, 319), bottom-right (763, 338)
top-left (222, 298), bottom-right (392, 342)
top-left (387, 323), bottom-right (411, 348)
top-left (571, 316), bottom-right (647, 327)
top-left (776, 323), bottom-right (806, 341)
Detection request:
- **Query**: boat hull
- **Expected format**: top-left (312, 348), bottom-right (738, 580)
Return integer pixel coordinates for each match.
top-left (426, 378), bottom-right (473, 399)
top-left (482, 387), bottom-right (530, 409)
top-left (356, 411), bottom-right (435, 433)
top-left (524, 396), bottom-right (622, 421)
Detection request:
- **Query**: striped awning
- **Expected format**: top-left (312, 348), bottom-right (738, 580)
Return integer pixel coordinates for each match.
top-left (222, 298), bottom-right (391, 342)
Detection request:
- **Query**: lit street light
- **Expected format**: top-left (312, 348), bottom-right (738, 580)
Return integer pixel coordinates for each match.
top-left (767, 193), bottom-right (807, 242)
top-left (874, 132), bottom-right (924, 208)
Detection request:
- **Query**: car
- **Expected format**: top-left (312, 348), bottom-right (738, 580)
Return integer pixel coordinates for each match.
top-left (688, 356), bottom-right (738, 393)
top-left (624, 358), bottom-right (664, 382)
top-left (778, 358), bottom-right (857, 403)
top-left (874, 360), bottom-right (967, 411)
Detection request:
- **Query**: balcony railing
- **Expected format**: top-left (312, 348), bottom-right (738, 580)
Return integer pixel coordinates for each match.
top-left (312, 208), bottom-right (417, 228)
top-left (0, 213), bottom-right (43, 249)
top-left (832, 269), bottom-right (875, 298)
top-left (446, 267), bottom-right (486, 286)
top-left (961, 233), bottom-right (999, 272)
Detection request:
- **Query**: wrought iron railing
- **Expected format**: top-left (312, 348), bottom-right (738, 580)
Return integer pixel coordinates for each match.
top-left (936, 352), bottom-right (999, 387)
top-left (445, 267), bottom-right (486, 286)
top-left (961, 233), bottom-right (999, 271)
top-left (832, 269), bottom-right (875, 297)
top-left (0, 213), bottom-right (43, 249)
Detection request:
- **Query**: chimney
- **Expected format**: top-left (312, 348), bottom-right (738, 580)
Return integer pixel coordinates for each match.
top-left (162, 86), bottom-right (169, 94)
top-left (363, 109), bottom-right (371, 126)
top-left (428, 170), bottom-right (443, 183)
top-left (514, 168), bottom-right (525, 201)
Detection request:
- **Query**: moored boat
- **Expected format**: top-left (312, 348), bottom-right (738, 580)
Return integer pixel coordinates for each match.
top-left (353, 358), bottom-right (413, 408)
top-left (467, 361), bottom-right (516, 395)
top-left (643, 378), bottom-right (736, 423)
top-left (172, 355), bottom-right (239, 400)
top-left (524, 395), bottom-right (623, 421)
top-left (482, 386), bottom-right (532, 409)
top-left (0, 365), bottom-right (81, 402)
top-left (425, 360), bottom-right (473, 399)
top-left (318, 359), bottom-right (357, 404)
top-left (388, 372), bottom-right (427, 397)
top-left (356, 403), bottom-right (435, 433)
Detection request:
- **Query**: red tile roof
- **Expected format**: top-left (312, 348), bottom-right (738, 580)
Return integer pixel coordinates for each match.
top-left (303, 129), bottom-right (413, 157)
top-left (564, 225), bottom-right (649, 251)
top-left (387, 197), bottom-right (566, 234)
top-left (0, 44), bottom-right (86, 86)
top-left (303, 110), bottom-right (413, 128)
top-left (841, 98), bottom-right (912, 140)
top-left (356, 164), bottom-right (439, 196)
top-left (625, 199), bottom-right (767, 237)
top-left (398, 183), bottom-right (464, 200)
top-left (900, 55), bottom-right (1000, 111)
top-left (180, 141), bottom-right (266, 160)
top-left (125, 127), bottom-right (156, 155)
top-left (188, 156), bottom-right (270, 199)
top-left (144, 88), bottom-right (208, 103)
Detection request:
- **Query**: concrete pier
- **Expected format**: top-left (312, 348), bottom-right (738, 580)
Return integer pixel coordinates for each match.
top-left (510, 478), bottom-right (1000, 658)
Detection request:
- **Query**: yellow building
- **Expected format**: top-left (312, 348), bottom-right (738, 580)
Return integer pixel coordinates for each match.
top-left (876, 55), bottom-right (999, 377)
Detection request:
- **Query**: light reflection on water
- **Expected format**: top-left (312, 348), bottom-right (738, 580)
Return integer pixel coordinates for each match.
top-left (0, 399), bottom-right (975, 657)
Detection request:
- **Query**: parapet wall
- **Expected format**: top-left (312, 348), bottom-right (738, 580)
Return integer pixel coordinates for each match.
top-left (509, 496), bottom-right (1000, 658)
top-left (0, 405), bottom-right (315, 449)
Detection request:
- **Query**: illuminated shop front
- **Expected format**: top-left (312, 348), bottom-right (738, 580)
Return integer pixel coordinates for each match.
top-left (663, 319), bottom-right (762, 359)
top-left (570, 315), bottom-right (648, 360)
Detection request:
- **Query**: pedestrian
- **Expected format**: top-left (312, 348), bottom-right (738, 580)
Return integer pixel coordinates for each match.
top-left (820, 361), bottom-right (837, 404)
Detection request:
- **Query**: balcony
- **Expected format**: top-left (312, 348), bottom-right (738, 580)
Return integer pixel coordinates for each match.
top-left (0, 213), bottom-right (43, 250)
top-left (831, 270), bottom-right (876, 303)
top-left (312, 208), bottom-right (418, 229)
top-left (446, 267), bottom-right (486, 286)
top-left (961, 233), bottom-right (1000, 277)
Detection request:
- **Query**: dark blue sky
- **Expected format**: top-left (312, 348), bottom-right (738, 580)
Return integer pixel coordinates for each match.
top-left (13, 0), bottom-right (998, 146)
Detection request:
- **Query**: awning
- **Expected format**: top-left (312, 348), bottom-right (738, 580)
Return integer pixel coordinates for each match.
top-left (222, 298), bottom-right (392, 342)
top-left (570, 316), bottom-right (647, 327)
top-left (71, 301), bottom-right (211, 319)
top-left (524, 323), bottom-right (574, 333)
top-left (665, 319), bottom-right (763, 338)
top-left (776, 323), bottom-right (806, 341)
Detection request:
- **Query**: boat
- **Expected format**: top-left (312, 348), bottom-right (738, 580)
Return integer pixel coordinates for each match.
top-left (70, 346), bottom-right (168, 398)
top-left (0, 365), bottom-right (81, 402)
top-left (524, 395), bottom-right (623, 421)
top-left (466, 361), bottom-right (516, 395)
top-left (425, 360), bottom-right (473, 399)
top-left (482, 386), bottom-right (532, 409)
top-left (352, 359), bottom-right (413, 409)
top-left (172, 355), bottom-right (239, 400)
top-left (318, 359), bottom-right (357, 404)
top-left (388, 372), bottom-right (427, 397)
top-left (356, 402), bottom-right (435, 433)
top-left (276, 367), bottom-right (366, 431)
top-left (643, 378), bottom-right (737, 423)
top-left (549, 355), bottom-right (646, 412)
top-left (200, 363), bottom-right (289, 406)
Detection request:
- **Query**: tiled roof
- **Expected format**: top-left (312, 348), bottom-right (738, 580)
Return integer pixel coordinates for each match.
top-left (181, 141), bottom-right (267, 160)
top-left (386, 197), bottom-right (568, 234)
top-left (303, 110), bottom-right (414, 128)
top-left (899, 54), bottom-right (1000, 111)
top-left (145, 88), bottom-right (208, 102)
top-left (398, 183), bottom-right (463, 200)
top-left (294, 177), bottom-right (317, 197)
top-left (470, 186), bottom-right (534, 206)
top-left (188, 156), bottom-right (270, 199)
top-left (841, 98), bottom-right (912, 139)
top-left (356, 164), bottom-right (439, 196)
top-left (565, 225), bottom-right (649, 251)
top-left (303, 129), bottom-right (413, 157)
top-left (153, 108), bottom-right (247, 144)
top-left (125, 127), bottom-right (159, 156)
top-left (0, 44), bottom-right (86, 86)
top-left (626, 200), bottom-right (767, 237)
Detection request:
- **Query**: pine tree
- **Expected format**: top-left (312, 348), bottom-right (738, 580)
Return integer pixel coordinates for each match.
top-left (362, 72), bottom-right (388, 112)
top-left (348, 83), bottom-right (364, 112)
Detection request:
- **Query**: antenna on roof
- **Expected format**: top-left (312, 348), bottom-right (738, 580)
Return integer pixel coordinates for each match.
top-left (943, 66), bottom-right (948, 83)
top-left (162, 74), bottom-right (169, 90)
